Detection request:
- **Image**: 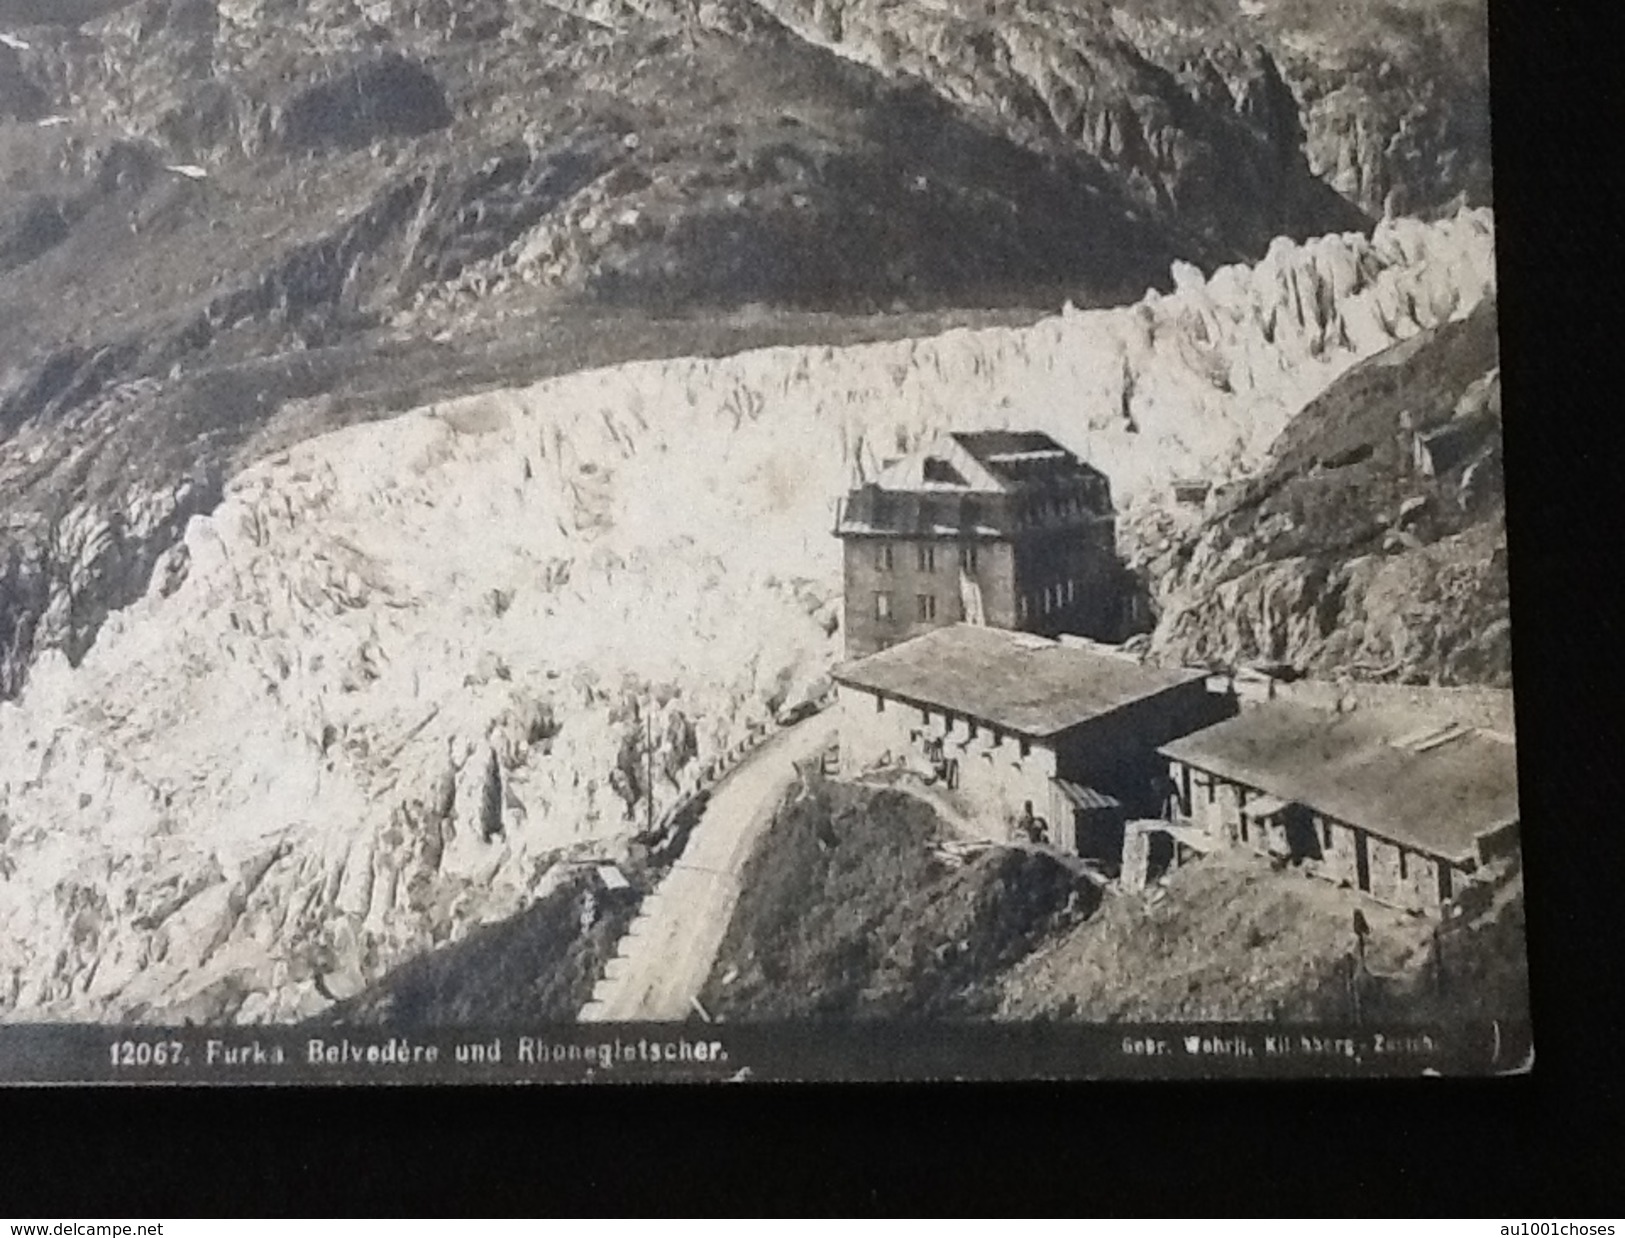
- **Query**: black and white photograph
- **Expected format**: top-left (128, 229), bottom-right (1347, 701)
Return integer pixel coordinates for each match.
top-left (0, 0), bottom-right (1526, 1085)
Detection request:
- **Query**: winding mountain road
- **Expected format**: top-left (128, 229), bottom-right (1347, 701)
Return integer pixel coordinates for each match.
top-left (579, 714), bottom-right (838, 1022)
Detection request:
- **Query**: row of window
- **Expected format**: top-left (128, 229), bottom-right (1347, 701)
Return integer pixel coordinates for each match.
top-left (1185, 767), bottom-right (1450, 900)
top-left (1015, 579), bottom-right (1080, 621)
top-left (1020, 493), bottom-right (1099, 527)
top-left (871, 579), bottom-right (1083, 624)
top-left (873, 592), bottom-right (949, 622)
top-left (872, 693), bottom-right (1032, 756)
top-left (873, 543), bottom-right (979, 574)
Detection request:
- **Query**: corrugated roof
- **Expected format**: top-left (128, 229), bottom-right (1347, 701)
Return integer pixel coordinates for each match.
top-left (833, 624), bottom-right (1206, 739)
top-left (1054, 780), bottom-right (1121, 811)
top-left (1160, 702), bottom-right (1520, 862)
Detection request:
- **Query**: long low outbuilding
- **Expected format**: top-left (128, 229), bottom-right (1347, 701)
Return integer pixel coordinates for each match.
top-left (832, 623), bottom-right (1231, 858)
top-left (1159, 703), bottom-right (1520, 916)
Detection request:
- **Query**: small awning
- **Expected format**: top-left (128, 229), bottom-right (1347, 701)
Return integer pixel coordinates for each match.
top-left (1242, 793), bottom-right (1290, 819)
top-left (1054, 780), bottom-right (1121, 812)
top-left (595, 864), bottom-right (631, 892)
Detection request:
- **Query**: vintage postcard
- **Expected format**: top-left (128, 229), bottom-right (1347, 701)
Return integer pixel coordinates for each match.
top-left (0, 0), bottom-right (1525, 1083)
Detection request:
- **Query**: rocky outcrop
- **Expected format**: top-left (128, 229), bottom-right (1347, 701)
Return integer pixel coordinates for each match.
top-left (4, 0), bottom-right (1491, 222)
top-left (1150, 521), bottom-right (1511, 686)
top-left (1109, 0), bottom-right (1492, 220)
top-left (1138, 295), bottom-right (1507, 686)
top-left (741, 0), bottom-right (1367, 255)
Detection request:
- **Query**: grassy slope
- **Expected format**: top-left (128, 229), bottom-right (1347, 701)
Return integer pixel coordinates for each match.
top-left (701, 781), bottom-right (1090, 1019)
top-left (309, 783), bottom-right (1529, 1027)
top-left (999, 849), bottom-right (1528, 1023)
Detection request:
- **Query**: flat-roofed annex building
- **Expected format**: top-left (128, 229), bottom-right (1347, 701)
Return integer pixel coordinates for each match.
top-left (833, 430), bottom-right (1121, 659)
top-left (1159, 703), bottom-right (1521, 916)
top-left (832, 624), bottom-right (1231, 857)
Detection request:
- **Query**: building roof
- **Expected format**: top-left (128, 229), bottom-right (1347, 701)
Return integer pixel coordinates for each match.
top-left (1159, 702), bottom-right (1520, 863)
top-left (862, 430), bottom-right (1106, 496)
top-left (1054, 780), bottom-right (1122, 812)
top-left (838, 430), bottom-right (1113, 540)
top-left (833, 624), bottom-right (1206, 739)
top-left (951, 430), bottom-right (1068, 458)
top-left (949, 431), bottom-right (1100, 488)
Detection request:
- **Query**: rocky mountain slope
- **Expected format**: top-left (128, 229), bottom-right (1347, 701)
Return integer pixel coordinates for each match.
top-left (998, 849), bottom-right (1525, 1022)
top-left (0, 0), bottom-right (1403, 702)
top-left (0, 0), bottom-right (1491, 697)
top-left (1136, 294), bottom-right (1507, 685)
top-left (0, 213), bottom-right (1493, 1022)
top-left (736, 0), bottom-right (1488, 222)
top-left (1111, 0), bottom-right (1491, 219)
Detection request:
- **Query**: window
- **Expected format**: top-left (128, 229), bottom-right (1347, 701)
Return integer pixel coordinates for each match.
top-left (1066, 579), bottom-right (1076, 605)
top-left (873, 592), bottom-right (892, 620)
top-left (1042, 586), bottom-right (1052, 615)
top-left (916, 594), bottom-right (937, 621)
top-left (991, 728), bottom-right (1003, 746)
top-left (945, 713), bottom-right (956, 733)
top-left (959, 544), bottom-right (978, 573)
top-left (968, 720), bottom-right (978, 740)
top-left (917, 544), bottom-right (936, 573)
top-left (875, 544), bottom-right (893, 572)
top-left (875, 694), bottom-right (885, 713)
top-left (1399, 850), bottom-right (1408, 880)
top-left (1018, 738), bottom-right (1031, 758)
top-left (1322, 820), bottom-right (1333, 849)
top-left (920, 707), bottom-right (930, 725)
top-left (1017, 594), bottom-right (1028, 622)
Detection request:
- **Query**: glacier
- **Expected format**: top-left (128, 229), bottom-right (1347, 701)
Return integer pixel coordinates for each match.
top-left (0, 209), bottom-right (1496, 1022)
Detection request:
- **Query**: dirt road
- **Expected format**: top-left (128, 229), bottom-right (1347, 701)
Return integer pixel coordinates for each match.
top-left (579, 714), bottom-right (838, 1022)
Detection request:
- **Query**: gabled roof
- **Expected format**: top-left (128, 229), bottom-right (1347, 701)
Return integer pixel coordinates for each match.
top-left (833, 624), bottom-right (1206, 739)
top-left (1159, 703), bottom-right (1520, 863)
top-left (873, 433), bottom-right (1007, 493)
